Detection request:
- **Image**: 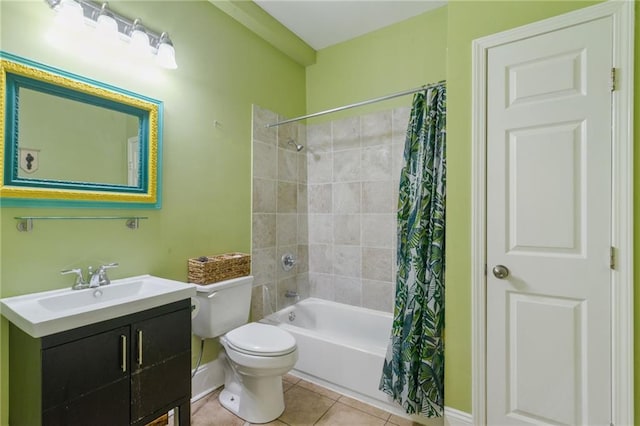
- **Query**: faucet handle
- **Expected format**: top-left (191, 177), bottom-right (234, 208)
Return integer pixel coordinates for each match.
top-left (61, 268), bottom-right (87, 289)
top-left (96, 263), bottom-right (118, 286)
top-left (101, 262), bottom-right (119, 270)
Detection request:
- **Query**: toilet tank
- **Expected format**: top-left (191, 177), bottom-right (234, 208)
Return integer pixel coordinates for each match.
top-left (191, 275), bottom-right (253, 339)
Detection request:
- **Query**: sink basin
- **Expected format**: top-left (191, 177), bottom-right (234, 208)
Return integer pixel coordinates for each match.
top-left (0, 275), bottom-right (196, 338)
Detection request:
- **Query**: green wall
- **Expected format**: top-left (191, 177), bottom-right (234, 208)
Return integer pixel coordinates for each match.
top-left (306, 6), bottom-right (448, 121)
top-left (0, 1), bottom-right (306, 424)
top-left (306, 0), bottom-right (637, 419)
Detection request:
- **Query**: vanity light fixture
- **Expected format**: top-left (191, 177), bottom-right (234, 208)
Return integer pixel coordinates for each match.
top-left (43, 0), bottom-right (178, 69)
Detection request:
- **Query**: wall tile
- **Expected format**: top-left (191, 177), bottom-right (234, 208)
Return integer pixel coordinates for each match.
top-left (253, 141), bottom-right (277, 180)
top-left (308, 184), bottom-right (333, 213)
top-left (253, 178), bottom-right (276, 213)
top-left (332, 116), bottom-right (360, 151)
top-left (362, 247), bottom-right (392, 282)
top-left (276, 213), bottom-right (297, 247)
top-left (277, 181), bottom-right (298, 213)
top-left (309, 244), bottom-right (332, 274)
top-left (252, 214), bottom-right (276, 249)
top-left (250, 284), bottom-right (265, 321)
top-left (361, 145), bottom-right (391, 181)
top-left (308, 214), bottom-right (333, 244)
top-left (307, 151), bottom-right (333, 183)
top-left (307, 122), bottom-right (332, 152)
top-left (298, 214), bottom-right (308, 244)
top-left (278, 148), bottom-right (298, 182)
top-left (296, 272), bottom-right (310, 299)
top-left (361, 110), bottom-right (392, 147)
top-left (297, 244), bottom-right (309, 273)
top-left (333, 245), bottom-right (361, 278)
top-left (333, 214), bottom-right (360, 246)
top-left (391, 142), bottom-right (405, 189)
top-left (309, 272), bottom-right (334, 300)
top-left (252, 105), bottom-right (277, 145)
top-left (362, 214), bottom-right (395, 248)
top-left (333, 276), bottom-right (362, 306)
top-left (277, 276), bottom-right (298, 309)
top-left (362, 181), bottom-right (393, 213)
top-left (252, 247), bottom-right (276, 286)
top-left (333, 182), bottom-right (361, 214)
top-left (362, 279), bottom-right (394, 312)
top-left (333, 149), bottom-right (361, 182)
top-left (298, 152), bottom-right (308, 183)
top-left (297, 184), bottom-right (308, 213)
top-left (278, 120), bottom-right (299, 148)
top-left (391, 106), bottom-right (411, 144)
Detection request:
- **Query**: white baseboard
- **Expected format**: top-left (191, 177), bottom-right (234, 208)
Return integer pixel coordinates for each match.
top-left (444, 407), bottom-right (473, 426)
top-left (191, 358), bottom-right (224, 402)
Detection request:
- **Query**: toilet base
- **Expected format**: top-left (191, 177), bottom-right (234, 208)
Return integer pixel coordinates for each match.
top-left (219, 356), bottom-right (287, 423)
top-left (218, 376), bottom-right (284, 423)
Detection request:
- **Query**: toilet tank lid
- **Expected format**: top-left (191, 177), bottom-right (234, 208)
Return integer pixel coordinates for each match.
top-left (192, 275), bottom-right (254, 293)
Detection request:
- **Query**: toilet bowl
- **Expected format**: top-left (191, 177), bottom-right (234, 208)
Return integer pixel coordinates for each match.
top-left (191, 276), bottom-right (298, 423)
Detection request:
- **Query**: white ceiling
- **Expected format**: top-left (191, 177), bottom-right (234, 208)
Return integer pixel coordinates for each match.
top-left (253, 0), bottom-right (447, 50)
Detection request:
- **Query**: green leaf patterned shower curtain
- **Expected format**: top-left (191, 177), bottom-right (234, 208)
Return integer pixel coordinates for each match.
top-left (380, 83), bottom-right (446, 417)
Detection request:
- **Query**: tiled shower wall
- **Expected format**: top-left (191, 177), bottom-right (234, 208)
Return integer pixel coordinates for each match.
top-left (251, 104), bottom-right (410, 317)
top-left (251, 105), bottom-right (308, 319)
top-left (305, 107), bottom-right (410, 313)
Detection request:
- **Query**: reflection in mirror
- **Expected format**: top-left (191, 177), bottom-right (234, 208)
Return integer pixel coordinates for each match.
top-left (17, 88), bottom-right (140, 186)
top-left (0, 51), bottom-right (163, 208)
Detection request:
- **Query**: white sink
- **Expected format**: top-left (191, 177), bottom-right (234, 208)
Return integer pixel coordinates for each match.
top-left (0, 275), bottom-right (196, 338)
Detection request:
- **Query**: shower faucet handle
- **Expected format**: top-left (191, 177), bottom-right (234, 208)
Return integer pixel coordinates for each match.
top-left (281, 253), bottom-right (297, 271)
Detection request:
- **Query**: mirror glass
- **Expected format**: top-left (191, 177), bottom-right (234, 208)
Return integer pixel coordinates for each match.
top-left (1, 52), bottom-right (162, 208)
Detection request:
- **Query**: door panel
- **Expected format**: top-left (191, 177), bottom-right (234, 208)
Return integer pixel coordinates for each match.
top-left (486, 16), bottom-right (612, 426)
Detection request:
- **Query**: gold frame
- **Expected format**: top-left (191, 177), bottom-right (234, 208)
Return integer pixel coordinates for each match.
top-left (0, 55), bottom-right (161, 207)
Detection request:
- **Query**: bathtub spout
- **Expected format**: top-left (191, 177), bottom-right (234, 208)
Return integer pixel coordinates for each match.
top-left (284, 290), bottom-right (300, 302)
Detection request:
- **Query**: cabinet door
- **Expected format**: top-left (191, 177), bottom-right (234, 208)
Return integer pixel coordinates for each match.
top-left (42, 378), bottom-right (129, 426)
top-left (131, 308), bottom-right (191, 423)
top-left (42, 326), bottom-right (130, 411)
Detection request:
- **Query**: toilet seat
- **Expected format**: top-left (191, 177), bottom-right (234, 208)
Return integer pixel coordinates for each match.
top-left (225, 323), bottom-right (296, 356)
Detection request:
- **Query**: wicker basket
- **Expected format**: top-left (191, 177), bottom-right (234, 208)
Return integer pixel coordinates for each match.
top-left (188, 252), bottom-right (251, 284)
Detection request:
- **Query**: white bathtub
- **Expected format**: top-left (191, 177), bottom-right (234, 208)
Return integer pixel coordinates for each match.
top-left (262, 298), bottom-right (394, 408)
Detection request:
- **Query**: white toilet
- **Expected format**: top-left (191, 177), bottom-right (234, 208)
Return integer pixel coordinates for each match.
top-left (191, 275), bottom-right (298, 423)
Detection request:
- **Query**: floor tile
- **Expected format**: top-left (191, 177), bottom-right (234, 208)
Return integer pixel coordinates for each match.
top-left (315, 402), bottom-right (387, 426)
top-left (191, 392), bottom-right (245, 426)
top-left (279, 385), bottom-right (335, 425)
top-left (284, 373), bottom-right (301, 384)
top-left (386, 413), bottom-right (427, 426)
top-left (296, 380), bottom-right (342, 400)
top-left (338, 395), bottom-right (391, 420)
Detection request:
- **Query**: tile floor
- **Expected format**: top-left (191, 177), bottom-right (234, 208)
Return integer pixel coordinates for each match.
top-left (190, 374), bottom-right (422, 426)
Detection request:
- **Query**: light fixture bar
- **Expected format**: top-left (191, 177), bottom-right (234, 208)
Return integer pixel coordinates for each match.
top-left (44, 0), bottom-right (177, 68)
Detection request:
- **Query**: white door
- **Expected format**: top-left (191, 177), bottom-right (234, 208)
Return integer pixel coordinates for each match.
top-left (486, 16), bottom-right (613, 426)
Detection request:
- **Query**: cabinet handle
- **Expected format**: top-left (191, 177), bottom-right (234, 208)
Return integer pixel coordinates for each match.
top-left (137, 330), bottom-right (143, 366)
top-left (120, 335), bottom-right (127, 373)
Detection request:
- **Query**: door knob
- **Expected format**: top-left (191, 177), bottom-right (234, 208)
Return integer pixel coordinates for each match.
top-left (492, 265), bottom-right (510, 279)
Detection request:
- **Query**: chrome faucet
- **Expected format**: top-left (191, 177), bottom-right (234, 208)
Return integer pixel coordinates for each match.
top-left (284, 290), bottom-right (300, 302)
top-left (61, 268), bottom-right (89, 290)
top-left (62, 263), bottom-right (119, 290)
top-left (90, 263), bottom-right (119, 287)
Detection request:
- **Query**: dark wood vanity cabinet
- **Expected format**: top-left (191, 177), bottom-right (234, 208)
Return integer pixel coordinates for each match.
top-left (9, 299), bottom-right (191, 426)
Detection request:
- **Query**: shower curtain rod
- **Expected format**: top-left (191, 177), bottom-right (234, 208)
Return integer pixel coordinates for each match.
top-left (265, 81), bottom-right (443, 128)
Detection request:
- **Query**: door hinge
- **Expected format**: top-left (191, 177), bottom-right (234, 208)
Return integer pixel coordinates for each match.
top-left (611, 67), bottom-right (618, 92)
top-left (610, 246), bottom-right (616, 270)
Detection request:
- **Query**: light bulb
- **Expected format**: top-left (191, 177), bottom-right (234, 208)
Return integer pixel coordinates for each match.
top-left (156, 40), bottom-right (177, 69)
top-left (130, 29), bottom-right (151, 57)
top-left (96, 13), bottom-right (118, 41)
top-left (55, 0), bottom-right (83, 28)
